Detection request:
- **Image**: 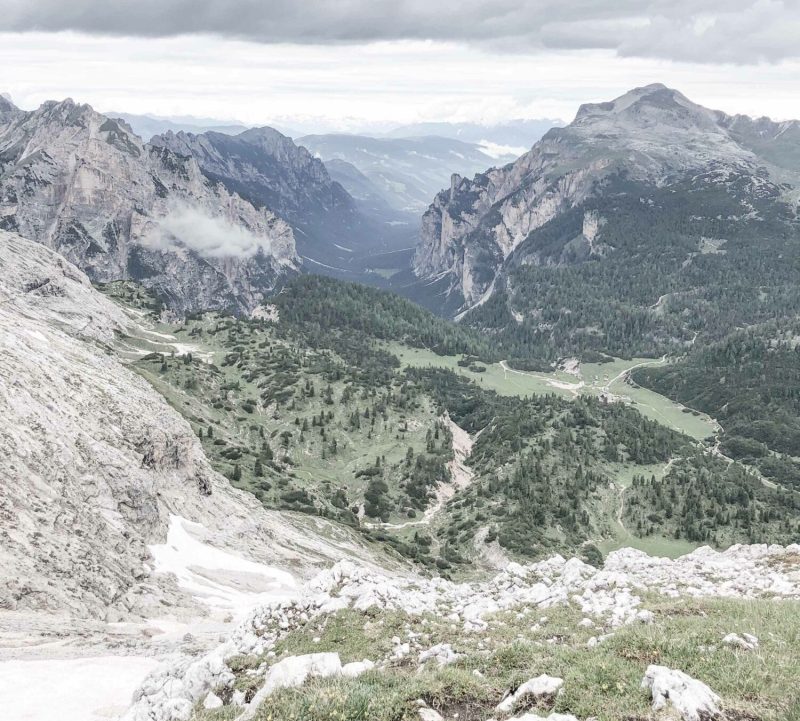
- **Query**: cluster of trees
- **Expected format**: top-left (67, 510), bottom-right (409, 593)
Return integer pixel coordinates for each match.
top-left (635, 323), bottom-right (800, 487)
top-left (273, 274), bottom-right (497, 360)
top-left (406, 368), bottom-right (693, 557)
top-left (624, 453), bottom-right (800, 544)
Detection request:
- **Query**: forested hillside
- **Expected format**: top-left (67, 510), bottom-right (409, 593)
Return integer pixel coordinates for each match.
top-left (104, 276), bottom-right (800, 573)
top-left (463, 172), bottom-right (800, 363)
top-left (634, 321), bottom-right (800, 487)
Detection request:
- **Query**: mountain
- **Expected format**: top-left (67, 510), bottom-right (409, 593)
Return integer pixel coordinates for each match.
top-left (0, 96), bottom-right (298, 314)
top-left (108, 112), bottom-right (249, 142)
top-left (152, 127), bottom-right (416, 270)
top-left (386, 118), bottom-right (561, 153)
top-left (298, 133), bottom-right (519, 213)
top-left (413, 84), bottom-right (800, 322)
top-left (410, 84), bottom-right (800, 485)
top-left (102, 273), bottom-right (799, 721)
top-left (323, 157), bottom-right (401, 217)
top-left (0, 230), bottom-right (390, 619)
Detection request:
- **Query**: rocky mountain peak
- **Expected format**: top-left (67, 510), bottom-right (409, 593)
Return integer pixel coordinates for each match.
top-left (413, 84), bottom-right (798, 314)
top-left (0, 97), bottom-right (299, 313)
top-left (0, 92), bottom-right (16, 112)
top-left (569, 83), bottom-right (724, 139)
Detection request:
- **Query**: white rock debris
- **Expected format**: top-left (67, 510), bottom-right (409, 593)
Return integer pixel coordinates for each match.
top-left (496, 674), bottom-right (564, 714)
top-left (122, 542), bottom-right (800, 720)
top-left (418, 642), bottom-right (460, 667)
top-left (722, 632), bottom-right (759, 651)
top-left (237, 652), bottom-right (372, 721)
top-left (642, 664), bottom-right (722, 721)
top-left (418, 708), bottom-right (445, 721)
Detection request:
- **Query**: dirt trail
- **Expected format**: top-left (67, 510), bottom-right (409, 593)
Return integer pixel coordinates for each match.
top-left (601, 355), bottom-right (667, 398)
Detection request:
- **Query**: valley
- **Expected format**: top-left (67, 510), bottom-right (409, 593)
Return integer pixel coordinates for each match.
top-left (98, 275), bottom-right (800, 574)
top-left (2, 76), bottom-right (800, 721)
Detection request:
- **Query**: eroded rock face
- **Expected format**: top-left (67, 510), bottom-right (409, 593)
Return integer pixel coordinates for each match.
top-left (0, 232), bottom-right (392, 618)
top-left (0, 97), bottom-right (298, 314)
top-left (412, 84), bottom-right (794, 314)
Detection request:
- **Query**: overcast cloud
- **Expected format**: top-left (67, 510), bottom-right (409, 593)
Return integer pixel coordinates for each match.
top-left (1, 0), bottom-right (799, 64)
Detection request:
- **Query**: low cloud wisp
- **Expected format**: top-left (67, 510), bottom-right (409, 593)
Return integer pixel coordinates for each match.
top-left (146, 203), bottom-right (271, 259)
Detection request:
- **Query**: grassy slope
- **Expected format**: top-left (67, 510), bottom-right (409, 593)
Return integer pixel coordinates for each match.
top-left (132, 315), bottom-right (451, 530)
top-left (389, 344), bottom-right (718, 442)
top-left (193, 594), bottom-right (800, 721)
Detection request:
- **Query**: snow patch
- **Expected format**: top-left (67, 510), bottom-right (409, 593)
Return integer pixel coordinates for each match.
top-left (0, 656), bottom-right (158, 721)
top-left (149, 515), bottom-right (298, 614)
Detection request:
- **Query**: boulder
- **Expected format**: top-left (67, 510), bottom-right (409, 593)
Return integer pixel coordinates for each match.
top-left (419, 709), bottom-right (445, 721)
top-left (418, 643), bottom-right (460, 667)
top-left (642, 664), bottom-right (721, 721)
top-left (202, 692), bottom-right (223, 710)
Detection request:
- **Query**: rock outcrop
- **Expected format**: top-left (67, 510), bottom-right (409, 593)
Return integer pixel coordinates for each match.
top-left (0, 97), bottom-right (298, 314)
top-left (642, 665), bottom-right (722, 721)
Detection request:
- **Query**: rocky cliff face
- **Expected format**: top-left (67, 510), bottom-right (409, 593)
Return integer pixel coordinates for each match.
top-left (413, 84), bottom-right (799, 314)
top-left (0, 97), bottom-right (298, 314)
top-left (0, 231), bottom-right (392, 619)
top-left (151, 127), bottom-right (408, 268)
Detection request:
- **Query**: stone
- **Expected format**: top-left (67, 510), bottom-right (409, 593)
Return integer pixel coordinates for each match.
top-left (203, 692), bottom-right (223, 710)
top-left (238, 653), bottom-right (343, 720)
top-left (722, 632), bottom-right (758, 651)
top-left (418, 643), bottom-right (460, 667)
top-left (642, 665), bottom-right (721, 721)
top-left (496, 674), bottom-right (564, 714)
top-left (341, 659), bottom-right (375, 677)
top-left (419, 709), bottom-right (444, 721)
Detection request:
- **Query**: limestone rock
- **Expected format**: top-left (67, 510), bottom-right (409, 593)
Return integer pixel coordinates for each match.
top-left (496, 674), bottom-right (564, 714)
top-left (642, 664), bottom-right (722, 721)
top-left (722, 632), bottom-right (759, 651)
top-left (418, 643), bottom-right (459, 667)
top-left (203, 692), bottom-right (223, 709)
top-left (418, 709), bottom-right (444, 721)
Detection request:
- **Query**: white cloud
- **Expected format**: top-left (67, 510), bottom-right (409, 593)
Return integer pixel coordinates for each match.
top-left (1, 32), bottom-right (800, 127)
top-left (145, 203), bottom-right (270, 258)
top-left (477, 141), bottom-right (530, 159)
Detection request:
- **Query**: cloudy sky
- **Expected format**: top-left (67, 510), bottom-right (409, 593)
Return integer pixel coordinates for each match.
top-left (1, 0), bottom-right (799, 130)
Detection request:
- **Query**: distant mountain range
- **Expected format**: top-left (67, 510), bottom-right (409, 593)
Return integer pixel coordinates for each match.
top-left (385, 118), bottom-right (562, 153)
top-left (298, 133), bottom-right (519, 213)
top-left (107, 111), bottom-right (249, 140)
top-left (0, 96), bottom-right (417, 313)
